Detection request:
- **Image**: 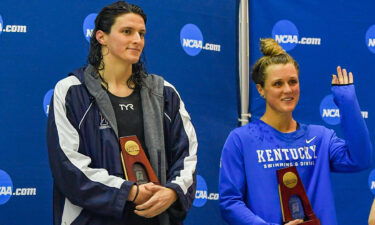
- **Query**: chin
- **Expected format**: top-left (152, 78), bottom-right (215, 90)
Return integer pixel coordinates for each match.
top-left (282, 106), bottom-right (297, 113)
top-left (121, 53), bottom-right (141, 63)
top-left (276, 104), bottom-right (297, 113)
top-left (283, 101), bottom-right (298, 111)
top-left (123, 58), bottom-right (141, 65)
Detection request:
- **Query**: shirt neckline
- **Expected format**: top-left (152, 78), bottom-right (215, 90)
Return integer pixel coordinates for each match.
top-left (254, 119), bottom-right (306, 141)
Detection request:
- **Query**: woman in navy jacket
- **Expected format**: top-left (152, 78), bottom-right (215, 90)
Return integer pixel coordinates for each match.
top-left (47, 2), bottom-right (197, 225)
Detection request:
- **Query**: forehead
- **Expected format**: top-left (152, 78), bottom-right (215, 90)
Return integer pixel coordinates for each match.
top-left (112, 13), bottom-right (146, 29)
top-left (265, 63), bottom-right (298, 81)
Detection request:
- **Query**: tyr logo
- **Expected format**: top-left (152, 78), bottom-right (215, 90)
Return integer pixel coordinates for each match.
top-left (119, 104), bottom-right (134, 111)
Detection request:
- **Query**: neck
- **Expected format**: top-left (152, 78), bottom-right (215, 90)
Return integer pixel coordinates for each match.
top-left (100, 55), bottom-right (134, 97)
top-left (101, 56), bottom-right (133, 84)
top-left (260, 109), bottom-right (296, 133)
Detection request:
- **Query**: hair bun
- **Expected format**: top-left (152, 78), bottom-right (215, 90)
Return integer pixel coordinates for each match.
top-left (260, 38), bottom-right (285, 56)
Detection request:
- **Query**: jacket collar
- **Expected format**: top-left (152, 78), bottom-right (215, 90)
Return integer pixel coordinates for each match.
top-left (83, 65), bottom-right (119, 137)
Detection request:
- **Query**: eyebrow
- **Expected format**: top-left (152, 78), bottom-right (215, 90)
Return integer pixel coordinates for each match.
top-left (121, 26), bottom-right (146, 31)
top-left (271, 77), bottom-right (298, 82)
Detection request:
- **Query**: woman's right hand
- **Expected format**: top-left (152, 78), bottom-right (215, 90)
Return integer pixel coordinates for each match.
top-left (284, 219), bottom-right (304, 225)
top-left (332, 66), bottom-right (354, 85)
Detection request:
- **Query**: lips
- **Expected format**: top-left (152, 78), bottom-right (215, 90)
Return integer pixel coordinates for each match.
top-left (127, 48), bottom-right (140, 51)
top-left (281, 97), bottom-right (294, 101)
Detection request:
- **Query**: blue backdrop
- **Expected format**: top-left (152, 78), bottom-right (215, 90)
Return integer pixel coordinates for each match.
top-left (0, 1), bottom-right (374, 225)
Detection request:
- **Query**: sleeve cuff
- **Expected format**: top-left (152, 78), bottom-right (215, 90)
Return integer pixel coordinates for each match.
top-left (114, 181), bottom-right (135, 219)
top-left (165, 183), bottom-right (188, 221)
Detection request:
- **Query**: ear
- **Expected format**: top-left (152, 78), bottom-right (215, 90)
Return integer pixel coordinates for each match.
top-left (96, 30), bottom-right (107, 45)
top-left (256, 84), bottom-right (265, 98)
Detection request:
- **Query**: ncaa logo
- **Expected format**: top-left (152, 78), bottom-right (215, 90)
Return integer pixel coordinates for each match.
top-left (83, 13), bottom-right (97, 42)
top-left (180, 24), bottom-right (203, 56)
top-left (0, 169), bottom-right (13, 205)
top-left (43, 89), bottom-right (54, 116)
top-left (365, 25), bottom-right (375, 53)
top-left (272, 20), bottom-right (299, 51)
top-left (193, 175), bottom-right (207, 207)
top-left (369, 169), bottom-right (375, 195)
top-left (320, 95), bottom-right (340, 125)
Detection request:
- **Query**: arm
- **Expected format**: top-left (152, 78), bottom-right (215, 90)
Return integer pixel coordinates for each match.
top-left (219, 132), bottom-right (279, 225)
top-left (163, 91), bottom-right (197, 220)
top-left (329, 67), bottom-right (373, 171)
top-left (47, 78), bottom-right (132, 218)
top-left (135, 82), bottom-right (197, 219)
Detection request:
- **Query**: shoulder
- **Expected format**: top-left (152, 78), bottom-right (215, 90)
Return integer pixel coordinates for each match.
top-left (144, 73), bottom-right (164, 83)
top-left (236, 120), bottom-right (264, 133)
top-left (227, 120), bottom-right (262, 141)
top-left (142, 74), bottom-right (181, 99)
top-left (302, 123), bottom-right (335, 140)
top-left (53, 67), bottom-right (92, 107)
top-left (223, 123), bottom-right (260, 154)
top-left (162, 79), bottom-right (187, 120)
top-left (304, 123), bottom-right (332, 133)
top-left (54, 65), bottom-right (88, 94)
top-left (142, 74), bottom-right (165, 96)
top-left (163, 79), bottom-right (180, 97)
top-left (160, 79), bottom-right (183, 105)
top-left (54, 75), bottom-right (82, 97)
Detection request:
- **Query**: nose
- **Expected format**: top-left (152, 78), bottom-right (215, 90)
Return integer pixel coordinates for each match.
top-left (132, 32), bottom-right (142, 43)
top-left (283, 84), bottom-right (292, 93)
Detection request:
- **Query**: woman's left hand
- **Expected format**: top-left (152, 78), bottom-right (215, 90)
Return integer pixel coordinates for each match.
top-left (134, 185), bottom-right (178, 218)
top-left (332, 66), bottom-right (354, 85)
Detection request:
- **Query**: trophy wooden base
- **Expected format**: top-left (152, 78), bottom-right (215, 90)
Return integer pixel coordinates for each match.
top-left (119, 135), bottom-right (160, 185)
top-left (277, 166), bottom-right (320, 225)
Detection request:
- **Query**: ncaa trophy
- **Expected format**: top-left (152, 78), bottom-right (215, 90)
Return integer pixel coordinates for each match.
top-left (119, 135), bottom-right (159, 185)
top-left (277, 166), bottom-right (320, 225)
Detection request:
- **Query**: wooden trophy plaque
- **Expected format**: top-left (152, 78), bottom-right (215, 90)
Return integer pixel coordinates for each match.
top-left (119, 135), bottom-right (159, 185)
top-left (277, 166), bottom-right (320, 225)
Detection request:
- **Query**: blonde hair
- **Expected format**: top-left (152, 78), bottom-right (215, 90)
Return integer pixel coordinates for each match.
top-left (252, 38), bottom-right (299, 86)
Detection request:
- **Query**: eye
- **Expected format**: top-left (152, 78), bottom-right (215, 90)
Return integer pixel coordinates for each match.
top-left (139, 31), bottom-right (146, 38)
top-left (273, 81), bottom-right (283, 87)
top-left (289, 79), bottom-right (298, 85)
top-left (123, 29), bottom-right (131, 35)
